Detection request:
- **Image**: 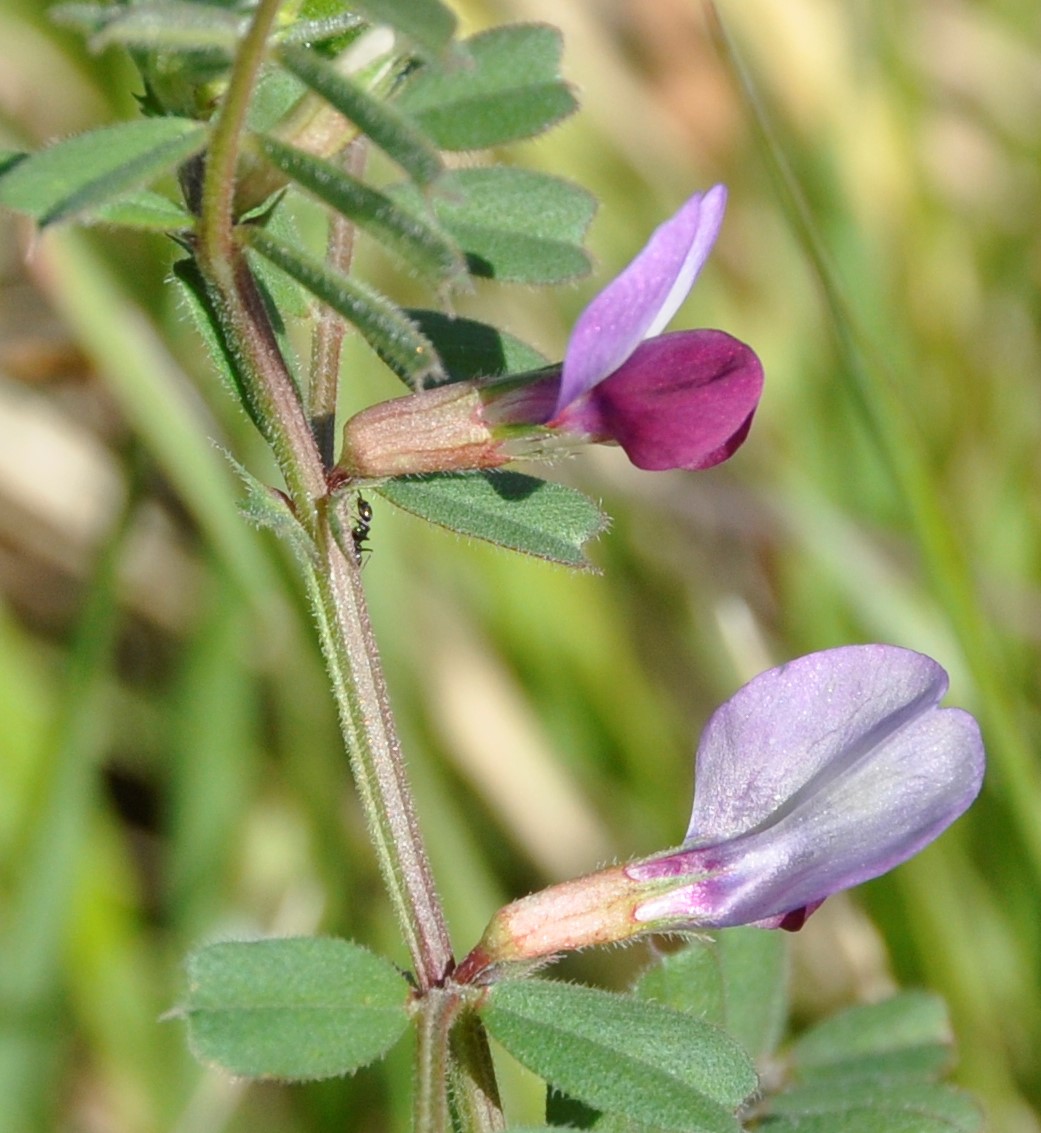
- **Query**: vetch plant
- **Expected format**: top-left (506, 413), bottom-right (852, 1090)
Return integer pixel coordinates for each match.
top-left (0, 2), bottom-right (989, 1131)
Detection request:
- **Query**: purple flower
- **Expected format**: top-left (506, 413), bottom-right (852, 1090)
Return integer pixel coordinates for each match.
top-left (544, 184), bottom-right (762, 471)
top-left (338, 187), bottom-right (763, 479)
top-left (454, 645), bottom-right (984, 983)
top-left (630, 644), bottom-right (985, 930)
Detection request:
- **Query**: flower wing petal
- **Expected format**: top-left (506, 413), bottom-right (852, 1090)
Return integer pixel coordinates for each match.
top-left (556, 185), bottom-right (728, 414)
top-left (554, 329), bottom-right (763, 470)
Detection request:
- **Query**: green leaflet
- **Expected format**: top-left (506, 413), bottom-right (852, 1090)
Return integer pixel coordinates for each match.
top-left (173, 257), bottom-right (272, 441)
top-left (480, 978), bottom-right (757, 1132)
top-left (392, 167), bottom-right (595, 284)
top-left (0, 118), bottom-right (206, 226)
top-left (751, 992), bottom-right (980, 1133)
top-left (279, 45), bottom-right (443, 186)
top-left (223, 452), bottom-right (319, 567)
top-left (176, 235), bottom-right (306, 437)
top-left (244, 226), bottom-right (441, 386)
top-left (182, 937), bottom-right (410, 1081)
top-left (758, 1109), bottom-right (976, 1133)
top-left (376, 471), bottom-right (608, 570)
top-left (255, 134), bottom-right (467, 284)
top-left (763, 1080), bottom-right (983, 1133)
top-left (790, 991), bottom-right (955, 1083)
top-left (404, 309), bottom-right (548, 387)
top-left (89, 189), bottom-right (192, 231)
top-left (398, 23), bottom-right (577, 150)
top-left (53, 0), bottom-right (362, 53)
top-left (633, 955), bottom-right (977, 1133)
top-left (277, 13), bottom-right (365, 48)
top-left (52, 1), bottom-right (245, 53)
top-left (246, 67), bottom-right (311, 134)
top-left (634, 929), bottom-right (788, 1060)
top-left (349, 0), bottom-right (457, 59)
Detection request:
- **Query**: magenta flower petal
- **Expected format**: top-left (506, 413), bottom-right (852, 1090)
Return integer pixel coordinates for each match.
top-left (555, 185), bottom-right (728, 414)
top-left (630, 645), bottom-right (984, 928)
top-left (553, 329), bottom-right (763, 470)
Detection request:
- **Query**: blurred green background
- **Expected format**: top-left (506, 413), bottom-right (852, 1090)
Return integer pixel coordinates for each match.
top-left (1, 1), bottom-right (1039, 1130)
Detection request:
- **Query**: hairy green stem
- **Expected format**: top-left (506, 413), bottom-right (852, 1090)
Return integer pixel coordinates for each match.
top-left (309, 142), bottom-right (367, 466)
top-left (194, 0), bottom-right (454, 992)
top-left (190, 3), bottom-right (501, 1120)
top-left (413, 988), bottom-right (460, 1133)
top-left (312, 500), bottom-right (454, 990)
top-left (196, 0), bottom-right (326, 517)
top-left (227, 252), bottom-right (328, 517)
top-left (198, 0), bottom-right (283, 284)
top-left (413, 989), bottom-right (505, 1133)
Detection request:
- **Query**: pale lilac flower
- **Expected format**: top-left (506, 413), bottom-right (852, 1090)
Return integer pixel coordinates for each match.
top-left (338, 186), bottom-right (763, 478)
top-left (454, 645), bottom-right (984, 983)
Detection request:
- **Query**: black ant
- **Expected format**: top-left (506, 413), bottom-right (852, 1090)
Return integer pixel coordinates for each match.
top-left (350, 494), bottom-right (373, 564)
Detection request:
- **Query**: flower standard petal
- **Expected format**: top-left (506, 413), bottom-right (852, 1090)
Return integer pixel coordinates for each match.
top-left (685, 645), bottom-right (956, 841)
top-left (555, 185), bottom-right (728, 414)
top-left (633, 704), bottom-right (984, 927)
